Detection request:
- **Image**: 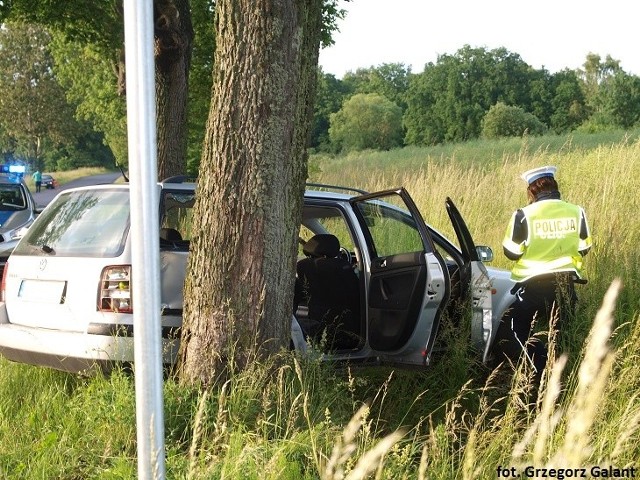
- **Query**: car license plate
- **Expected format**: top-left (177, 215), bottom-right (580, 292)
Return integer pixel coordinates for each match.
top-left (18, 280), bottom-right (66, 303)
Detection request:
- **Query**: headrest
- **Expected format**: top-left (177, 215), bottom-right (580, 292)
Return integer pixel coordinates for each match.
top-left (303, 234), bottom-right (339, 258)
top-left (160, 227), bottom-right (183, 242)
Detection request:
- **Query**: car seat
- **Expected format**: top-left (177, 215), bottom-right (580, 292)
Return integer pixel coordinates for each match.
top-left (160, 227), bottom-right (183, 243)
top-left (294, 233), bottom-right (361, 349)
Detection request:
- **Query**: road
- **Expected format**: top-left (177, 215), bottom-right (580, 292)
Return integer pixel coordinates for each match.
top-left (32, 171), bottom-right (124, 208)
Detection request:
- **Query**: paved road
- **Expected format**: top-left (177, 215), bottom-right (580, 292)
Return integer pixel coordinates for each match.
top-left (32, 171), bottom-right (124, 208)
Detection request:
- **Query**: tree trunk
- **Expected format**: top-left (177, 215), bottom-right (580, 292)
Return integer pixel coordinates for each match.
top-left (154, 0), bottom-right (193, 181)
top-left (178, 0), bottom-right (323, 385)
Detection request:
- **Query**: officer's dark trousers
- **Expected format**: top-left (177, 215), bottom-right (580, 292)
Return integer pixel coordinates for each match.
top-left (493, 273), bottom-right (577, 381)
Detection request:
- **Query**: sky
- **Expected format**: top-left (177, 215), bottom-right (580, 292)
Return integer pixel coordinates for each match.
top-left (318, 0), bottom-right (640, 78)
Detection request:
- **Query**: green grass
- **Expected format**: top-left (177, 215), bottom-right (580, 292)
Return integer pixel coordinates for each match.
top-left (1, 131), bottom-right (639, 478)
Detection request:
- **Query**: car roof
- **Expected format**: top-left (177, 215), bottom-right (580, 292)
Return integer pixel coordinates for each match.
top-left (0, 173), bottom-right (26, 185)
top-left (56, 180), bottom-right (368, 201)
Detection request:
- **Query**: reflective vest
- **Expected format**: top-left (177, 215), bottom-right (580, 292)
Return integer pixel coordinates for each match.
top-left (503, 199), bottom-right (592, 282)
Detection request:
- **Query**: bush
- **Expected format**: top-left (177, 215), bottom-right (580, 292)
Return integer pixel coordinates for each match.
top-left (482, 102), bottom-right (547, 139)
top-left (329, 93), bottom-right (404, 152)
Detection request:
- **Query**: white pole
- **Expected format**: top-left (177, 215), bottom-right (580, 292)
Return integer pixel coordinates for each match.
top-left (123, 1), bottom-right (166, 478)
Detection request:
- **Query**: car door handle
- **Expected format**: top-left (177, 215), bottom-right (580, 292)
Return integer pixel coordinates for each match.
top-left (380, 281), bottom-right (389, 301)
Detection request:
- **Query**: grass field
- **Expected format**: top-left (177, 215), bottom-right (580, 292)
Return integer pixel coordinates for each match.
top-left (1, 131), bottom-right (638, 478)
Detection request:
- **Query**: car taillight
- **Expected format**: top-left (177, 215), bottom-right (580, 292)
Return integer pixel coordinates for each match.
top-left (1, 260), bottom-right (8, 302)
top-left (99, 265), bottom-right (132, 313)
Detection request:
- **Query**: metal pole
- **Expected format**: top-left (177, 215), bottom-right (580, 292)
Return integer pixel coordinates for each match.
top-left (123, 1), bottom-right (166, 478)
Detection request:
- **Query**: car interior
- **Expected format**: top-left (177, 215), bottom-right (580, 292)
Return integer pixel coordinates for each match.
top-left (159, 190), bottom-right (195, 250)
top-left (295, 205), bottom-right (364, 351)
top-left (0, 186), bottom-right (26, 209)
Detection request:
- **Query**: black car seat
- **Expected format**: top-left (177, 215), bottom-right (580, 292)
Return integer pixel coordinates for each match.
top-left (160, 227), bottom-right (183, 243)
top-left (294, 234), bottom-right (361, 349)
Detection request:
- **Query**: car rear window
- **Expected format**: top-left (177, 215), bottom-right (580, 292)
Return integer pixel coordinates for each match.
top-left (14, 189), bottom-right (130, 257)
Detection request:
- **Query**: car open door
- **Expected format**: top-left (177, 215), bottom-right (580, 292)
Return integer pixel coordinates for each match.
top-left (445, 197), bottom-right (493, 362)
top-left (350, 188), bottom-right (449, 366)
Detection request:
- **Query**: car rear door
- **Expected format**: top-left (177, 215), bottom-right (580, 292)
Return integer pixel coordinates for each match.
top-left (350, 188), bottom-right (449, 365)
top-left (445, 197), bottom-right (493, 362)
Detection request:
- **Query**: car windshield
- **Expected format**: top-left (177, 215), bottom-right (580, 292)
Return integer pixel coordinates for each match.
top-left (0, 185), bottom-right (27, 211)
top-left (14, 189), bottom-right (130, 257)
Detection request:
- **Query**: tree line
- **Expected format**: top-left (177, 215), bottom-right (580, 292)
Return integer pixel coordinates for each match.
top-left (312, 46), bottom-right (640, 153)
top-left (3, 14), bottom-right (640, 173)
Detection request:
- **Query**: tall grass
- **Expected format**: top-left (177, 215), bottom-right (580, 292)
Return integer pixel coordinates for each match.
top-left (1, 133), bottom-right (639, 478)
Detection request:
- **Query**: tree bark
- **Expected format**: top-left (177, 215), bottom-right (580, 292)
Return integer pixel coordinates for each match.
top-left (154, 0), bottom-right (193, 180)
top-left (178, 0), bottom-right (323, 385)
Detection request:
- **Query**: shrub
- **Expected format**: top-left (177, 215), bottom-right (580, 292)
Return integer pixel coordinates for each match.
top-left (482, 102), bottom-right (547, 139)
top-left (329, 93), bottom-right (404, 152)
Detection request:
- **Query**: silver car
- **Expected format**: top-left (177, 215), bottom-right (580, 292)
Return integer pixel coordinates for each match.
top-left (0, 173), bottom-right (41, 279)
top-left (0, 180), bottom-right (515, 373)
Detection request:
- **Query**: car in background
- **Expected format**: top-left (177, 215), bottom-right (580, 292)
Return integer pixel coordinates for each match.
top-left (0, 173), bottom-right (41, 279)
top-left (41, 174), bottom-right (57, 189)
top-left (0, 180), bottom-right (516, 374)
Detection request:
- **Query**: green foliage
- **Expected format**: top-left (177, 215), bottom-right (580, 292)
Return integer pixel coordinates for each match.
top-left (311, 64), bottom-right (411, 152)
top-left (597, 71), bottom-right (640, 128)
top-left (577, 52), bottom-right (622, 109)
top-left (329, 93), bottom-right (404, 152)
top-left (49, 36), bottom-right (128, 167)
top-left (186, 0), bottom-right (216, 175)
top-left (0, 0), bottom-right (123, 49)
top-left (548, 69), bottom-right (589, 133)
top-left (404, 45), bottom-right (537, 145)
top-left (310, 69), bottom-right (352, 152)
top-left (0, 22), bottom-right (82, 168)
top-left (43, 129), bottom-right (115, 171)
top-left (342, 62), bottom-right (411, 111)
top-left (320, 0), bottom-right (350, 48)
top-left (482, 102), bottom-right (547, 139)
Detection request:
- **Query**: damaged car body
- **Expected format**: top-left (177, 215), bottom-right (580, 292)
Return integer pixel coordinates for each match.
top-left (0, 180), bottom-right (515, 373)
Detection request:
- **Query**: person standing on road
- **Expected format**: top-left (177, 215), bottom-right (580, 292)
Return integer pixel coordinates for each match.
top-left (494, 165), bottom-right (592, 380)
top-left (32, 170), bottom-right (42, 193)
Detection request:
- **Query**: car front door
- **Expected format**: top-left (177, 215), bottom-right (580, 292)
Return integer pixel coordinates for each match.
top-left (350, 188), bottom-right (449, 366)
top-left (445, 197), bottom-right (493, 362)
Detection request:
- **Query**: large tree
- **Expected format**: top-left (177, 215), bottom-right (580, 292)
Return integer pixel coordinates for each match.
top-left (0, 22), bottom-right (80, 169)
top-left (1, 0), bottom-right (194, 180)
top-left (342, 62), bottom-right (411, 111)
top-left (404, 46), bottom-right (537, 145)
top-left (178, 0), bottom-right (324, 385)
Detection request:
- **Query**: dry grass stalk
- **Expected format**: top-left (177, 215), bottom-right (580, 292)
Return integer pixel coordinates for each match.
top-left (512, 279), bottom-right (621, 468)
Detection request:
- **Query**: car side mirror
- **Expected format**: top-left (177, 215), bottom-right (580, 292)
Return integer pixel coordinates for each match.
top-left (476, 245), bottom-right (493, 262)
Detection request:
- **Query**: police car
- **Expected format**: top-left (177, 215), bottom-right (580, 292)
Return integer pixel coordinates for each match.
top-left (0, 173), bottom-right (41, 279)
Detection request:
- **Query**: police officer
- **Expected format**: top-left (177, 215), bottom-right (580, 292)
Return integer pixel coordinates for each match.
top-left (494, 165), bottom-right (592, 378)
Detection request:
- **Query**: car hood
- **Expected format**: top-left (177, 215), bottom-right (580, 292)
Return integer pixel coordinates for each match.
top-left (0, 209), bottom-right (32, 233)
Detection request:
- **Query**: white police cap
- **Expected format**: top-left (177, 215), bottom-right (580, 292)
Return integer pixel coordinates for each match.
top-left (521, 165), bottom-right (557, 184)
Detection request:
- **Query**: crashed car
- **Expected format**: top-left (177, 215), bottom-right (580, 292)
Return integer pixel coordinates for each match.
top-left (0, 173), bottom-right (41, 279)
top-left (0, 179), bottom-right (515, 373)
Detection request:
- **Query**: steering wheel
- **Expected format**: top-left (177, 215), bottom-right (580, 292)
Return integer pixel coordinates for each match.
top-left (339, 247), bottom-right (352, 264)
